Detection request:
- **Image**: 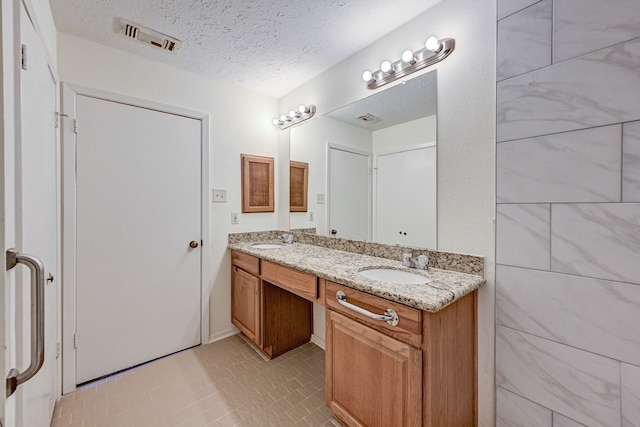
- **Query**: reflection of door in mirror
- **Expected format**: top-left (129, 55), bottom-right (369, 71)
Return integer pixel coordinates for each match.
top-left (289, 70), bottom-right (437, 248)
top-left (374, 144), bottom-right (436, 248)
top-left (327, 144), bottom-right (371, 240)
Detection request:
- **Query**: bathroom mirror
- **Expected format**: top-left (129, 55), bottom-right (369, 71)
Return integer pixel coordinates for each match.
top-left (290, 70), bottom-right (437, 249)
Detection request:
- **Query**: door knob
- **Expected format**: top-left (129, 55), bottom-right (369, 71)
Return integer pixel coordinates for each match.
top-left (47, 273), bottom-right (54, 283)
top-left (189, 241), bottom-right (199, 248)
top-left (331, 229), bottom-right (337, 235)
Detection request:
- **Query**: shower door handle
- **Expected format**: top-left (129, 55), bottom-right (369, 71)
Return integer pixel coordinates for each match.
top-left (5, 249), bottom-right (45, 397)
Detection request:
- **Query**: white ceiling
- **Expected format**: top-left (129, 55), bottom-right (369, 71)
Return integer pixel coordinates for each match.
top-left (49, 0), bottom-right (442, 98)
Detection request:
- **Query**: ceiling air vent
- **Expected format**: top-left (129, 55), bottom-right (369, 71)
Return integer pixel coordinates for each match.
top-left (118, 19), bottom-right (182, 53)
top-left (356, 113), bottom-right (382, 124)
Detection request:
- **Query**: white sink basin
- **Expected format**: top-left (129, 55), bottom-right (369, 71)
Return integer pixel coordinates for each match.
top-left (251, 243), bottom-right (285, 249)
top-left (359, 268), bottom-right (431, 285)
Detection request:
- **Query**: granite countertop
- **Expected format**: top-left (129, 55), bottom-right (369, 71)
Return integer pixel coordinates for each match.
top-left (228, 241), bottom-right (485, 313)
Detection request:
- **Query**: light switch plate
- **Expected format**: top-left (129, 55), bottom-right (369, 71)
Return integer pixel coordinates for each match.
top-left (309, 211), bottom-right (314, 221)
top-left (213, 188), bottom-right (227, 202)
top-left (231, 212), bottom-right (239, 224)
top-left (316, 193), bottom-right (325, 204)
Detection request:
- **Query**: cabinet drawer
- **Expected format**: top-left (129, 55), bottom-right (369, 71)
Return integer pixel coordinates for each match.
top-left (326, 281), bottom-right (422, 347)
top-left (261, 260), bottom-right (318, 301)
top-left (231, 250), bottom-right (260, 276)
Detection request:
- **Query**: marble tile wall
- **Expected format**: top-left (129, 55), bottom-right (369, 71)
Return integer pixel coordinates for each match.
top-left (553, 0), bottom-right (640, 63)
top-left (553, 413), bottom-right (586, 427)
top-left (623, 121), bottom-right (640, 202)
top-left (496, 327), bottom-right (620, 427)
top-left (496, 387), bottom-right (552, 427)
top-left (496, 0), bottom-right (640, 425)
top-left (496, 0), bottom-right (551, 81)
top-left (622, 363), bottom-right (640, 427)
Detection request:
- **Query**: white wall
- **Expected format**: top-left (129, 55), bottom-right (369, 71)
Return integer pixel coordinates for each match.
top-left (57, 33), bottom-right (280, 343)
top-left (289, 116), bottom-right (372, 235)
top-left (372, 115), bottom-right (436, 153)
top-left (280, 0), bottom-right (496, 424)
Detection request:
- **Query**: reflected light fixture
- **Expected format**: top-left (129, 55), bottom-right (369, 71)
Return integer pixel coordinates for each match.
top-left (272, 104), bottom-right (316, 130)
top-left (361, 36), bottom-right (455, 90)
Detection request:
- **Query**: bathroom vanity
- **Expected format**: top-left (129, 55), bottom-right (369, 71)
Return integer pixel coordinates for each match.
top-left (229, 231), bottom-right (484, 427)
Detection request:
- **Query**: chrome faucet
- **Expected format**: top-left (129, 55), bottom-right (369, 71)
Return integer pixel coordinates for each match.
top-left (278, 233), bottom-right (294, 244)
top-left (402, 253), bottom-right (428, 270)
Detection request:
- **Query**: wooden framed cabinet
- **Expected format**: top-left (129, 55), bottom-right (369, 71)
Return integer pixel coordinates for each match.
top-left (325, 281), bottom-right (477, 427)
top-left (231, 250), bottom-right (315, 359)
top-left (231, 265), bottom-right (261, 345)
top-left (326, 310), bottom-right (422, 427)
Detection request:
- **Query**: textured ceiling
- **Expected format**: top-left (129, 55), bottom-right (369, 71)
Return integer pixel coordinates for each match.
top-left (49, 0), bottom-right (442, 98)
top-left (326, 70), bottom-right (437, 131)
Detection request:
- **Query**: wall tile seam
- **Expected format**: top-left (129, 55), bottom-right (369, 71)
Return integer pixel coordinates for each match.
top-left (497, 385), bottom-right (554, 418)
top-left (496, 0), bottom-right (553, 84)
top-left (496, 0), bottom-right (545, 23)
top-left (498, 201), bottom-right (638, 206)
top-left (496, 260), bottom-right (640, 287)
top-left (550, 33), bottom-right (640, 68)
top-left (552, 411), bottom-right (587, 427)
top-left (516, 33), bottom-right (640, 70)
top-left (495, 121), bottom-right (634, 145)
top-left (497, 324), bottom-right (627, 366)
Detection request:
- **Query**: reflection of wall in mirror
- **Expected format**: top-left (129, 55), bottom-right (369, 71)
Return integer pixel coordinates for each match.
top-left (289, 116), bottom-right (371, 235)
top-left (372, 115), bottom-right (436, 152)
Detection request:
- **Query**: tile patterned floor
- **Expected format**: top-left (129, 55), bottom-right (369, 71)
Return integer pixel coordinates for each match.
top-left (50, 335), bottom-right (335, 427)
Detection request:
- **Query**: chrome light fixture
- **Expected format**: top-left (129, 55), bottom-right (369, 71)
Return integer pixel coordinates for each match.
top-left (362, 36), bottom-right (455, 90)
top-left (272, 104), bottom-right (316, 130)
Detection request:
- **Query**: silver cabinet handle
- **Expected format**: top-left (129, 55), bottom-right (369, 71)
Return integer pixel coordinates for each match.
top-left (5, 249), bottom-right (45, 398)
top-left (336, 290), bottom-right (399, 326)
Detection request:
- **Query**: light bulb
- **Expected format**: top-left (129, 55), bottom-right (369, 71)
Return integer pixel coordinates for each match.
top-left (401, 49), bottom-right (415, 64)
top-left (272, 118), bottom-right (280, 126)
top-left (425, 36), bottom-right (441, 52)
top-left (362, 70), bottom-right (373, 82)
top-left (298, 104), bottom-right (309, 114)
top-left (280, 114), bottom-right (288, 122)
top-left (289, 110), bottom-right (298, 118)
top-left (380, 60), bottom-right (393, 73)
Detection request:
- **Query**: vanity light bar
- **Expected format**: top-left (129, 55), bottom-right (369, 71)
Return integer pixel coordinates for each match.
top-left (272, 104), bottom-right (317, 130)
top-left (362, 37), bottom-right (455, 90)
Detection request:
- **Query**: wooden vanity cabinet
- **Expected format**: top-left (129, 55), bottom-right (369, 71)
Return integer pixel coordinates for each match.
top-left (326, 310), bottom-right (423, 427)
top-left (325, 281), bottom-right (477, 427)
top-left (231, 250), bottom-right (314, 359)
top-left (231, 252), bottom-right (261, 346)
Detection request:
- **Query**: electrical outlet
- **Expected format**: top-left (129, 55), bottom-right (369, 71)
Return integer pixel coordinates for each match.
top-left (316, 193), bottom-right (325, 204)
top-left (213, 188), bottom-right (227, 202)
top-left (231, 212), bottom-right (239, 224)
top-left (309, 211), bottom-right (314, 221)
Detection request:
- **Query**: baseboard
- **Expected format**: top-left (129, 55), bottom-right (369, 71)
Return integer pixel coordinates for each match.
top-left (208, 327), bottom-right (240, 344)
top-left (310, 333), bottom-right (326, 350)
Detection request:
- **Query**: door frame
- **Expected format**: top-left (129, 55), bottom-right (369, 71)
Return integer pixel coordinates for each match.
top-left (3, 0), bottom-right (62, 424)
top-left (60, 83), bottom-right (210, 393)
top-left (372, 142), bottom-right (437, 244)
top-left (325, 142), bottom-right (372, 241)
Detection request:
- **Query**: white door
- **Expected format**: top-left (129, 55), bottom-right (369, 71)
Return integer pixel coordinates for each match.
top-left (75, 96), bottom-right (202, 384)
top-left (4, 4), bottom-right (60, 427)
top-left (327, 145), bottom-right (371, 240)
top-left (375, 145), bottom-right (436, 248)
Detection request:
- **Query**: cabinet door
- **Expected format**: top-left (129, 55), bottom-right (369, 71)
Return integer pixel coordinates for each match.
top-left (326, 310), bottom-right (422, 427)
top-left (231, 266), bottom-right (261, 345)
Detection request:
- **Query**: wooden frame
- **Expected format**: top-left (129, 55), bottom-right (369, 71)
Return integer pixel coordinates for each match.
top-left (241, 154), bottom-right (274, 213)
top-left (289, 160), bottom-right (309, 212)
